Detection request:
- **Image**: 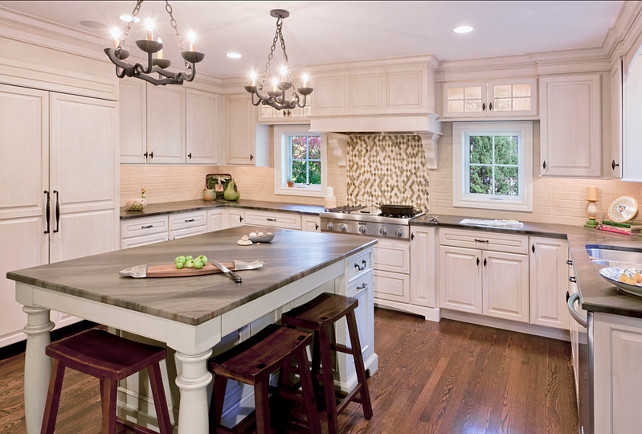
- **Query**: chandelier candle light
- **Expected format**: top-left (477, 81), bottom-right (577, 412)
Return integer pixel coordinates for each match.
top-left (244, 9), bottom-right (313, 111)
top-left (104, 0), bottom-right (204, 86)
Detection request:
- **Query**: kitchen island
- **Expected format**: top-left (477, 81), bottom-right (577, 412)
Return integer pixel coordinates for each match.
top-left (7, 227), bottom-right (378, 433)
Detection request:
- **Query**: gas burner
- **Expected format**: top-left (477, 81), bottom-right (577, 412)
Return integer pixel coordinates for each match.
top-left (326, 205), bottom-right (366, 213)
top-left (380, 210), bottom-right (423, 219)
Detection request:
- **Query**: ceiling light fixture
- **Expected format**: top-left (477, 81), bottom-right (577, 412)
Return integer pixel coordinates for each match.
top-left (453, 25), bottom-right (474, 34)
top-left (104, 0), bottom-right (205, 86)
top-left (244, 9), bottom-right (312, 111)
top-left (227, 52), bottom-right (242, 59)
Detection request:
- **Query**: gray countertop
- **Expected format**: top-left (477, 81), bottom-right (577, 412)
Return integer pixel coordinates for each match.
top-left (411, 214), bottom-right (642, 319)
top-left (121, 199), bottom-right (325, 220)
top-left (7, 227), bottom-right (376, 326)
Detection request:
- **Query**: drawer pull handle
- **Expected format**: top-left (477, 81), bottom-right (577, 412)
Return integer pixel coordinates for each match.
top-left (357, 283), bottom-right (369, 291)
top-left (474, 239), bottom-right (489, 243)
top-left (566, 259), bottom-right (573, 265)
top-left (141, 225), bottom-right (154, 229)
top-left (569, 276), bottom-right (577, 283)
top-left (354, 260), bottom-right (367, 271)
top-left (184, 218), bottom-right (195, 222)
top-left (267, 218), bottom-right (277, 222)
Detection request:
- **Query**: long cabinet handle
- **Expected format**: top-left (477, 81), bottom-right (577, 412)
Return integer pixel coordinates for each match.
top-left (357, 283), bottom-right (369, 291)
top-left (53, 190), bottom-right (60, 233)
top-left (184, 218), bottom-right (195, 223)
top-left (266, 218), bottom-right (277, 222)
top-left (44, 190), bottom-right (50, 234)
top-left (474, 239), bottom-right (489, 243)
top-left (567, 291), bottom-right (587, 328)
top-left (141, 225), bottom-right (154, 229)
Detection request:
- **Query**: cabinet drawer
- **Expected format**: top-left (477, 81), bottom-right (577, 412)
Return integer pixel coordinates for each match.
top-left (120, 216), bottom-right (168, 238)
top-left (347, 249), bottom-right (374, 283)
top-left (439, 228), bottom-right (528, 254)
top-left (244, 210), bottom-right (302, 230)
top-left (120, 232), bottom-right (168, 249)
top-left (374, 239), bottom-right (410, 274)
top-left (169, 225), bottom-right (207, 240)
top-left (374, 270), bottom-right (410, 303)
top-left (169, 211), bottom-right (207, 230)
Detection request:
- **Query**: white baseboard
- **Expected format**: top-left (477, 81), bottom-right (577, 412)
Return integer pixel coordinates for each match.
top-left (375, 299), bottom-right (441, 322)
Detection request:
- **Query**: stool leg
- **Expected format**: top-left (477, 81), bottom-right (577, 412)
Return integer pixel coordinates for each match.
top-left (148, 363), bottom-right (172, 434)
top-left (318, 327), bottom-right (339, 434)
top-left (311, 331), bottom-right (322, 399)
top-left (40, 359), bottom-right (65, 434)
top-left (209, 374), bottom-right (227, 433)
top-left (295, 348), bottom-right (321, 434)
top-left (254, 380), bottom-right (271, 434)
top-left (346, 311), bottom-right (373, 419)
top-left (101, 378), bottom-right (118, 434)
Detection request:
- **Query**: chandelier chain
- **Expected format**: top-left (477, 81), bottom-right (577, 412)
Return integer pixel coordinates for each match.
top-left (165, 0), bottom-right (184, 51)
top-left (119, 0), bottom-right (143, 48)
top-left (262, 16), bottom-right (290, 83)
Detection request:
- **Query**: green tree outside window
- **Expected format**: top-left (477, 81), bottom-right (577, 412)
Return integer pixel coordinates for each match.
top-left (468, 135), bottom-right (519, 196)
top-left (289, 135), bottom-right (321, 185)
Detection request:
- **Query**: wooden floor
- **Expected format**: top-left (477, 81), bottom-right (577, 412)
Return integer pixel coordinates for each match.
top-left (0, 308), bottom-right (578, 433)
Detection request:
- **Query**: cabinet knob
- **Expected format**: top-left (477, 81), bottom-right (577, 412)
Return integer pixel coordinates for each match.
top-left (149, 151), bottom-right (154, 159)
top-left (188, 153), bottom-right (192, 159)
top-left (250, 154), bottom-right (254, 162)
top-left (483, 258), bottom-right (487, 266)
top-left (476, 257), bottom-right (480, 266)
top-left (315, 223), bottom-right (319, 230)
top-left (144, 151), bottom-right (148, 158)
top-left (482, 102), bottom-right (486, 111)
top-left (612, 160), bottom-right (620, 170)
top-left (411, 232), bottom-right (415, 240)
top-left (542, 160), bottom-right (547, 170)
top-left (532, 244), bottom-right (535, 253)
top-left (488, 102), bottom-right (493, 111)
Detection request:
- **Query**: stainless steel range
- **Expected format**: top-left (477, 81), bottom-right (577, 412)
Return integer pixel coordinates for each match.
top-left (320, 205), bottom-right (426, 239)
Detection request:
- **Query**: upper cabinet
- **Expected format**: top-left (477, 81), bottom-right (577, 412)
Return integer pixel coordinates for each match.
top-left (257, 98), bottom-right (311, 124)
top-left (539, 73), bottom-right (602, 177)
top-left (225, 94), bottom-right (269, 166)
top-left (146, 85), bottom-right (186, 164)
top-left (186, 89), bottom-right (220, 164)
top-left (610, 59), bottom-right (623, 178)
top-left (623, 49), bottom-right (642, 182)
top-left (119, 79), bottom-right (147, 164)
top-left (442, 78), bottom-right (538, 119)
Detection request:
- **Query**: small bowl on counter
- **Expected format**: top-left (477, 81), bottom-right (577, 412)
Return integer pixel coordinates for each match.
top-left (249, 232), bottom-right (275, 243)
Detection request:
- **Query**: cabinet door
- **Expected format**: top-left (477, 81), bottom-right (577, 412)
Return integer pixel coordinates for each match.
top-left (386, 70), bottom-right (423, 111)
top-left (610, 59), bottom-right (623, 178)
top-left (0, 85), bottom-right (49, 347)
top-left (410, 227), bottom-right (436, 307)
top-left (529, 237), bottom-right (570, 329)
top-left (225, 209), bottom-right (245, 228)
top-left (374, 238), bottom-right (410, 274)
top-left (350, 73), bottom-right (383, 112)
top-left (442, 82), bottom-right (487, 118)
top-left (119, 79), bottom-right (146, 164)
top-left (623, 50), bottom-right (642, 182)
top-left (312, 75), bottom-right (347, 116)
top-left (302, 215), bottom-right (320, 232)
top-left (146, 85), bottom-right (185, 164)
top-left (244, 210), bottom-right (301, 230)
top-left (487, 79), bottom-right (537, 118)
top-left (121, 232), bottom-right (168, 249)
top-left (226, 94), bottom-right (255, 165)
top-left (49, 93), bottom-right (119, 263)
top-left (482, 251), bottom-right (529, 323)
top-left (169, 225), bottom-right (207, 240)
top-left (540, 74), bottom-right (601, 177)
top-left (438, 245), bottom-right (482, 314)
top-left (207, 209), bottom-right (224, 232)
top-left (186, 89), bottom-right (219, 164)
top-left (374, 270), bottom-right (410, 303)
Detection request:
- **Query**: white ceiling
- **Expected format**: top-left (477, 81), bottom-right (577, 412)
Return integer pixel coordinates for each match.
top-left (1, 1), bottom-right (623, 78)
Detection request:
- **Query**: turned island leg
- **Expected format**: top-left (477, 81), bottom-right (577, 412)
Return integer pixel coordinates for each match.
top-left (23, 305), bottom-right (55, 434)
top-left (174, 349), bottom-right (213, 434)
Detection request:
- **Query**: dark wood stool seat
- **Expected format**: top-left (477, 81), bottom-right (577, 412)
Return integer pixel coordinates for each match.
top-left (281, 293), bottom-right (373, 434)
top-left (41, 328), bottom-right (172, 434)
top-left (209, 324), bottom-right (321, 434)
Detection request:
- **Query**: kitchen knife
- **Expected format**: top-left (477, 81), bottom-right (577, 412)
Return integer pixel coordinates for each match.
top-left (211, 259), bottom-right (243, 283)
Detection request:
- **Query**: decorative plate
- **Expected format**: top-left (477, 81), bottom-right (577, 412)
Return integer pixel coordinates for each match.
top-left (607, 196), bottom-right (638, 223)
top-left (599, 266), bottom-right (642, 298)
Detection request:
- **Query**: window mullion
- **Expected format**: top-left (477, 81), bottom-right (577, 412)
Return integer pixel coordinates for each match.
top-left (491, 136), bottom-right (496, 196)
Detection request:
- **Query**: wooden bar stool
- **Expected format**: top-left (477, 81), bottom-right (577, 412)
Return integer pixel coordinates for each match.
top-left (281, 293), bottom-right (373, 434)
top-left (41, 328), bottom-right (172, 434)
top-left (208, 324), bottom-right (321, 434)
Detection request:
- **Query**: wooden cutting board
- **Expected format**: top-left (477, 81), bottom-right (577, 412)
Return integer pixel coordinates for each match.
top-left (146, 262), bottom-right (235, 278)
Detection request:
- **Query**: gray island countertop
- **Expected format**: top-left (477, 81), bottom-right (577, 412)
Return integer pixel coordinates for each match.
top-left (7, 227), bottom-right (376, 326)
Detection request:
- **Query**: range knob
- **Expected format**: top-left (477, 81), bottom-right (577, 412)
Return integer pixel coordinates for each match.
top-left (379, 227), bottom-right (388, 236)
top-left (327, 222), bottom-right (334, 230)
top-left (359, 226), bottom-right (367, 235)
top-left (338, 224), bottom-right (347, 232)
top-left (395, 228), bottom-right (404, 238)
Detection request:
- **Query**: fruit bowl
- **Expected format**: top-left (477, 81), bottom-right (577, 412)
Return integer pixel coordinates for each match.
top-left (249, 232), bottom-right (275, 243)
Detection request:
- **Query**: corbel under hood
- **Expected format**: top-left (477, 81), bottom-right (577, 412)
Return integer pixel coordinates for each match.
top-left (312, 113), bottom-right (442, 169)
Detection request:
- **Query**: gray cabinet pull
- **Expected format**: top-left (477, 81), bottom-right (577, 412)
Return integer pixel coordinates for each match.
top-left (141, 225), bottom-right (154, 229)
top-left (569, 276), bottom-right (577, 283)
top-left (357, 283), bottom-right (369, 291)
top-left (354, 260), bottom-right (367, 271)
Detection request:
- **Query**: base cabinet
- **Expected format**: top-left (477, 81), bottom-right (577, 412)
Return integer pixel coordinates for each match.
top-left (410, 227), bottom-right (437, 308)
top-left (302, 215), bottom-right (321, 232)
top-left (439, 245), bottom-right (483, 314)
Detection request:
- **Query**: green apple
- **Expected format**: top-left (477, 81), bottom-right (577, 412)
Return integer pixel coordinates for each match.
top-left (185, 255), bottom-right (193, 261)
top-left (185, 259), bottom-right (194, 268)
top-left (193, 259), bottom-right (204, 269)
top-left (175, 256), bottom-right (186, 264)
top-left (175, 262), bottom-right (184, 269)
top-left (197, 255), bottom-right (207, 263)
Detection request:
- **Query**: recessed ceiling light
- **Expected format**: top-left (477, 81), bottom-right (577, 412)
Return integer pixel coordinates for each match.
top-left (453, 25), bottom-right (474, 34)
top-left (120, 14), bottom-right (141, 23)
top-left (79, 20), bottom-right (107, 29)
top-left (227, 52), bottom-right (242, 59)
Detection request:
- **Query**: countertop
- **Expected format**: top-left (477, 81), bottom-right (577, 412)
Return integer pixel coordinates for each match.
top-left (121, 199), bottom-right (325, 220)
top-left (411, 214), bottom-right (642, 319)
top-left (6, 227), bottom-right (376, 326)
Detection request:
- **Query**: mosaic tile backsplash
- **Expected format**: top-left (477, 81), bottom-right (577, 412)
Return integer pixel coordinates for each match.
top-left (347, 134), bottom-right (430, 212)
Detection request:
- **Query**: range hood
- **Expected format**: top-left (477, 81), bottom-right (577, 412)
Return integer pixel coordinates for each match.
top-left (313, 113), bottom-right (442, 169)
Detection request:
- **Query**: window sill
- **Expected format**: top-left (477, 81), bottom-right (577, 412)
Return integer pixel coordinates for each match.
top-left (275, 185), bottom-right (325, 198)
top-left (453, 197), bottom-right (532, 212)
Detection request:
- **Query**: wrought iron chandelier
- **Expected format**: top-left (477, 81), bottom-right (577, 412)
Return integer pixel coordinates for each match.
top-left (244, 9), bottom-right (313, 111)
top-left (104, 0), bottom-right (204, 86)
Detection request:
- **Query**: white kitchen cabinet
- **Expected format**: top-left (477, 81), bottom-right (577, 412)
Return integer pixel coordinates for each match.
top-left (312, 75), bottom-right (347, 116)
top-left (0, 85), bottom-right (118, 347)
top-left (439, 245), bottom-right (483, 314)
top-left (243, 210), bottom-right (302, 230)
top-left (207, 209), bottom-right (224, 232)
top-left (539, 74), bottom-right (601, 177)
top-left (374, 270), bottom-right (410, 303)
top-left (146, 85), bottom-right (185, 164)
top-left (225, 209), bottom-right (246, 228)
top-left (410, 227), bottom-right (437, 308)
top-left (168, 211), bottom-right (207, 231)
top-left (258, 102), bottom-right (311, 124)
top-left (374, 238), bottom-right (411, 303)
top-left (119, 79), bottom-right (146, 164)
top-left (121, 232), bottom-right (169, 249)
top-left (120, 215), bottom-right (168, 239)
top-left (623, 49), bottom-right (642, 182)
top-left (302, 215), bottom-right (321, 232)
top-left (529, 237), bottom-right (570, 330)
top-left (442, 78), bottom-right (537, 119)
top-left (226, 94), bottom-right (269, 166)
top-left (186, 89), bottom-right (220, 164)
top-left (169, 225), bottom-right (207, 240)
top-left (482, 250), bottom-right (530, 323)
top-left (610, 58), bottom-right (623, 178)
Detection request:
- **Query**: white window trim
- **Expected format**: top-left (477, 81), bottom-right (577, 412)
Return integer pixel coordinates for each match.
top-left (453, 121), bottom-right (533, 212)
top-left (273, 124), bottom-right (327, 197)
